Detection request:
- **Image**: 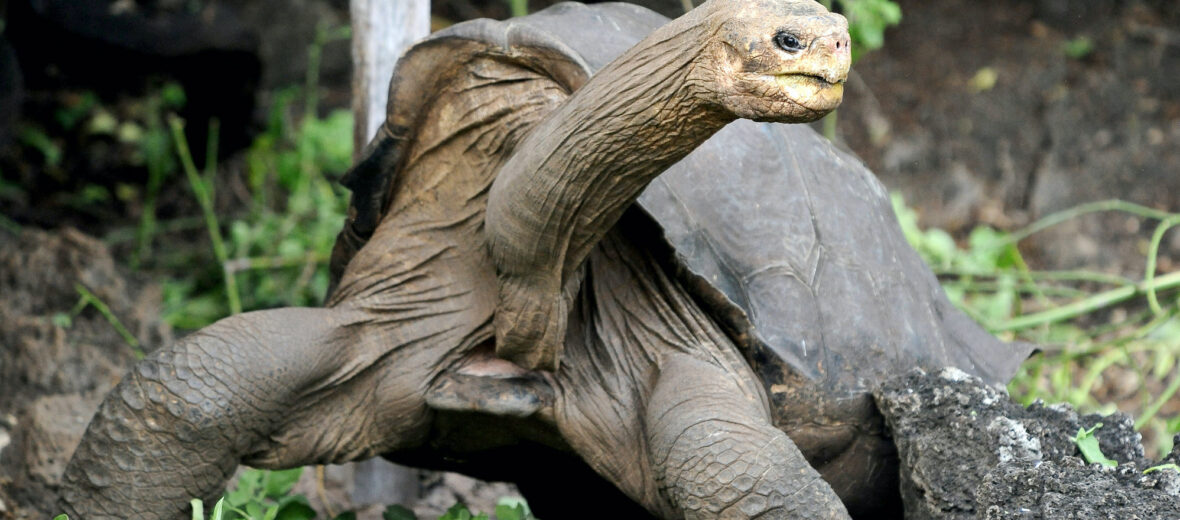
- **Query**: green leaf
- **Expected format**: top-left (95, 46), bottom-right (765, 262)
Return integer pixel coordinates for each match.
top-left (495, 504), bottom-right (530, 520)
top-left (225, 469), bottom-right (263, 506)
top-left (55, 91), bottom-right (99, 130)
top-left (53, 515), bottom-right (69, 520)
top-left (1073, 423), bottom-right (1118, 467)
top-left (840, 0), bottom-right (902, 61)
top-left (274, 499), bottom-right (316, 520)
top-left (264, 468), bottom-right (304, 499)
top-left (210, 497), bottom-right (227, 520)
top-left (161, 82), bottom-right (188, 110)
top-left (382, 504), bottom-right (418, 520)
top-left (52, 312), bottom-right (73, 328)
top-left (18, 124), bottom-right (62, 167)
top-left (88, 109), bottom-right (119, 136)
top-left (967, 67), bottom-right (998, 93)
top-left (246, 502), bottom-right (266, 519)
top-left (495, 497), bottom-right (533, 520)
top-left (1062, 36), bottom-right (1093, 59)
top-left (191, 499), bottom-right (204, 520)
top-left (439, 503), bottom-right (473, 520)
top-left (1144, 463), bottom-right (1180, 474)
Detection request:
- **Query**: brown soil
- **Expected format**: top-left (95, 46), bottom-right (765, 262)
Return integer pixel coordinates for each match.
top-left (836, 0), bottom-right (1180, 275)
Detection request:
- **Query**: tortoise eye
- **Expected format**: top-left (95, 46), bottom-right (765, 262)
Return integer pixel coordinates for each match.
top-left (775, 31), bottom-right (804, 52)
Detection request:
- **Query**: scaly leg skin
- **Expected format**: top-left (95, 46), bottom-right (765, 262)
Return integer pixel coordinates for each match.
top-left (645, 353), bottom-right (851, 520)
top-left (60, 307), bottom-right (433, 520)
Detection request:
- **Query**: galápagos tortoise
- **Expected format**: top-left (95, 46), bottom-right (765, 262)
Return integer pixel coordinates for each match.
top-left (62, 1), bottom-right (1031, 518)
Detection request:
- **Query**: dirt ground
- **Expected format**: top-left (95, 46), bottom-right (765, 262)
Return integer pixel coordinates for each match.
top-left (837, 0), bottom-right (1180, 275)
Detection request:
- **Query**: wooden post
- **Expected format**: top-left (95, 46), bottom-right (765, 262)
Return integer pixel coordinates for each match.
top-left (351, 0), bottom-right (430, 155)
top-left (346, 0), bottom-right (430, 507)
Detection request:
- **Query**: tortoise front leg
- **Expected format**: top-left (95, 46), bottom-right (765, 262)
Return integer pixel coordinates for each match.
top-left (60, 307), bottom-right (434, 519)
top-left (645, 353), bottom-right (851, 520)
top-left (484, 4), bottom-right (734, 372)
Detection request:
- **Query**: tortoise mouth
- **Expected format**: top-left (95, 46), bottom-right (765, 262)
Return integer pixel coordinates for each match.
top-left (771, 72), bottom-right (846, 88)
top-left (769, 73), bottom-right (846, 112)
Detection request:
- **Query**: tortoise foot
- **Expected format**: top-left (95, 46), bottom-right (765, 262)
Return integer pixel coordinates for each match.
top-left (493, 275), bottom-right (569, 371)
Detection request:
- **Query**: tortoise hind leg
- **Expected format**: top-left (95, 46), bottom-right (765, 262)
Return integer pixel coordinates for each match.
top-left (60, 307), bottom-right (435, 519)
top-left (645, 353), bottom-right (851, 520)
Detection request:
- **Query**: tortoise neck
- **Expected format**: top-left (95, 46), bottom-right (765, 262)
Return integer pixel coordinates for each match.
top-left (485, 5), bottom-right (739, 320)
top-left (553, 12), bottom-right (734, 191)
top-left (496, 7), bottom-right (736, 276)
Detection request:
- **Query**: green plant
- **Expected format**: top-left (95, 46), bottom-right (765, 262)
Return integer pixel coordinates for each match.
top-left (893, 194), bottom-right (1180, 457)
top-left (1063, 36), bottom-right (1094, 60)
top-left (505, 0), bottom-right (528, 17)
top-left (185, 469), bottom-right (536, 520)
top-left (154, 26), bottom-right (353, 329)
top-left (53, 283), bottom-right (144, 359)
top-left (430, 500), bottom-right (536, 520)
top-left (133, 82), bottom-right (187, 267)
top-left (818, 0), bottom-right (902, 61)
top-left (215, 468), bottom-right (319, 520)
top-left (1073, 423), bottom-right (1118, 467)
top-left (17, 124), bottom-right (63, 167)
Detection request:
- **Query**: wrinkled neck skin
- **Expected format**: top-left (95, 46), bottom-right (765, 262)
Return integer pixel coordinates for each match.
top-left (487, 4), bottom-right (736, 287)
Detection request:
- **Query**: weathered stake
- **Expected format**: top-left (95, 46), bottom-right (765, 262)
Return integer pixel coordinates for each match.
top-left (351, 0), bottom-right (430, 155)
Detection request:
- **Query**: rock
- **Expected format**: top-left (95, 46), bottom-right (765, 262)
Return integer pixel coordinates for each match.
top-left (977, 458), bottom-right (1180, 519)
top-left (875, 368), bottom-right (1180, 519)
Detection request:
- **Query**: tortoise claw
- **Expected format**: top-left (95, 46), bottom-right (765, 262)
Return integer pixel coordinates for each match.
top-left (426, 372), bottom-right (554, 418)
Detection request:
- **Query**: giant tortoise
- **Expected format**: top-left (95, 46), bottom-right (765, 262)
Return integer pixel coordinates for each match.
top-left (61, 1), bottom-right (1030, 518)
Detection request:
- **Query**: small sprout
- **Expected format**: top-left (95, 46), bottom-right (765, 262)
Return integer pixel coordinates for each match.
top-left (87, 109), bottom-right (119, 136)
top-left (208, 497), bottom-right (225, 520)
top-left (1144, 463), bottom-right (1180, 474)
top-left (1063, 36), bottom-right (1093, 60)
top-left (53, 515), bottom-right (69, 520)
top-left (52, 313), bottom-right (73, 328)
top-left (1073, 423), bottom-right (1118, 467)
top-left (968, 67), bottom-right (998, 93)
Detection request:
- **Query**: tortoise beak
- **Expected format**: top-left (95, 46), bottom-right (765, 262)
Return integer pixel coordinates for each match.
top-left (770, 73), bottom-right (845, 113)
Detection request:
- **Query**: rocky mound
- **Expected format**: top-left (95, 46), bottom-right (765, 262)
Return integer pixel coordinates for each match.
top-left (876, 368), bottom-right (1180, 519)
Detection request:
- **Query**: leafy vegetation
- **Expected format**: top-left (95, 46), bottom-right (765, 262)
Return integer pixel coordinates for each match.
top-left (204, 468), bottom-right (318, 520)
top-left (183, 469), bottom-right (536, 520)
top-left (894, 194), bottom-right (1180, 457)
top-left (142, 27), bottom-right (353, 329)
top-left (819, 0), bottom-right (902, 61)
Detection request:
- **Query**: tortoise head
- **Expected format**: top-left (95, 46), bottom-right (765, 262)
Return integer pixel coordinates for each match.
top-left (693, 0), bottom-right (851, 123)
